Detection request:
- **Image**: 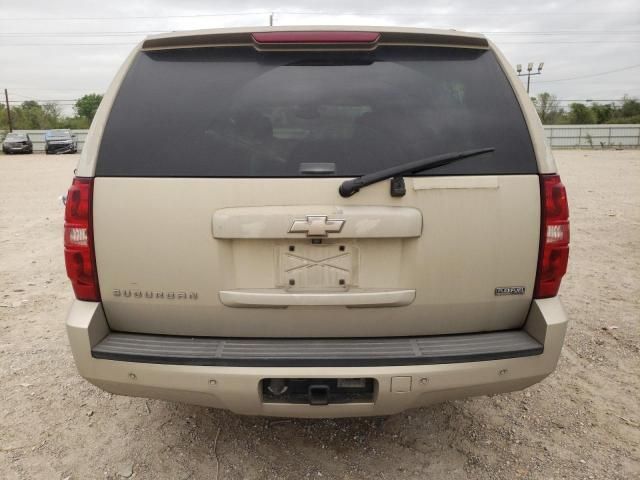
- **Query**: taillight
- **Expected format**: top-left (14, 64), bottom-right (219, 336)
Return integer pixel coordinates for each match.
top-left (534, 175), bottom-right (570, 298)
top-left (64, 177), bottom-right (100, 301)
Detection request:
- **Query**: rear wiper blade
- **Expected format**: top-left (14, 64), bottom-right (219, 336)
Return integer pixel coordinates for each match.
top-left (338, 147), bottom-right (495, 198)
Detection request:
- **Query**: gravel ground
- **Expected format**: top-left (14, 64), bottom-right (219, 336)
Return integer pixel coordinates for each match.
top-left (1, 150), bottom-right (639, 480)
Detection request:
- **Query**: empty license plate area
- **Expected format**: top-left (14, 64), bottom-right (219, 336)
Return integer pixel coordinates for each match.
top-left (261, 378), bottom-right (376, 405)
top-left (277, 242), bottom-right (358, 290)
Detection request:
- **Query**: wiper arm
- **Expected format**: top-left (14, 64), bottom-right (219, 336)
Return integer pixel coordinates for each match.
top-left (338, 147), bottom-right (495, 198)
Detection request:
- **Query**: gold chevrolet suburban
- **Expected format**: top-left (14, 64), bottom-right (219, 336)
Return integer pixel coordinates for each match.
top-left (64, 26), bottom-right (570, 417)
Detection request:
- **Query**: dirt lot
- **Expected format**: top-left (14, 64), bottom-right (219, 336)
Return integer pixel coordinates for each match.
top-left (1, 151), bottom-right (639, 480)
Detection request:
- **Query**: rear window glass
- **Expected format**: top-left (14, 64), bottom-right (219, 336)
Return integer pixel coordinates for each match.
top-left (97, 46), bottom-right (537, 177)
top-left (5, 134), bottom-right (27, 140)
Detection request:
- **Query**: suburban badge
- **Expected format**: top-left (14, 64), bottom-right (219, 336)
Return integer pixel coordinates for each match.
top-left (113, 289), bottom-right (198, 300)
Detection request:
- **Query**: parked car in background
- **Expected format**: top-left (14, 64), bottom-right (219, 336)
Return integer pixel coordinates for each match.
top-left (2, 132), bottom-right (33, 154)
top-left (64, 26), bottom-right (570, 418)
top-left (45, 129), bottom-right (77, 154)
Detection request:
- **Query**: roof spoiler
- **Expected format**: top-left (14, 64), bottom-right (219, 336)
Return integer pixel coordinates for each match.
top-left (141, 28), bottom-right (489, 51)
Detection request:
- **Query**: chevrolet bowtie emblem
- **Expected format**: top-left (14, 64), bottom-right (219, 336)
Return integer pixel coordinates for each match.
top-left (289, 215), bottom-right (346, 237)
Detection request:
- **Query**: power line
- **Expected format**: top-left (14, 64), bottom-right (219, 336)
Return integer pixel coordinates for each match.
top-left (8, 100), bottom-right (79, 102)
top-left (0, 11), bottom-right (270, 21)
top-left (4, 87), bottom-right (103, 91)
top-left (3, 40), bottom-right (640, 47)
top-left (2, 30), bottom-right (640, 38)
top-left (4, 60), bottom-right (639, 100)
top-left (0, 43), bottom-right (136, 46)
top-left (555, 99), bottom-right (630, 102)
top-left (1, 9), bottom-right (639, 21)
top-left (7, 92), bottom-right (33, 99)
top-left (556, 98), bottom-right (624, 102)
top-left (275, 10), bottom-right (639, 16)
top-left (7, 101), bottom-right (79, 105)
top-left (537, 64), bottom-right (640, 83)
top-left (0, 32), bottom-right (162, 37)
top-left (498, 41), bottom-right (640, 44)
top-left (485, 30), bottom-right (640, 35)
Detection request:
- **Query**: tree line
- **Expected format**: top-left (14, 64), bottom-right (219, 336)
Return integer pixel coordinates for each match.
top-left (0, 94), bottom-right (103, 131)
top-left (532, 93), bottom-right (640, 125)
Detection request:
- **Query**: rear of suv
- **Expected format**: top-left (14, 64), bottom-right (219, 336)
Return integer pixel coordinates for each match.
top-left (65, 26), bottom-right (569, 417)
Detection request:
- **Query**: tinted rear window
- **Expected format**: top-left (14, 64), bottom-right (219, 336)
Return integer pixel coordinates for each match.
top-left (97, 46), bottom-right (536, 177)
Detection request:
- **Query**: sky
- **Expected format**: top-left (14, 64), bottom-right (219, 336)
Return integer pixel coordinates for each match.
top-left (1, 0), bottom-right (639, 115)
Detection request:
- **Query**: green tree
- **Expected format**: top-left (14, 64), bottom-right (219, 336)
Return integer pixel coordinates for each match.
top-left (6, 101), bottom-right (65, 129)
top-left (74, 94), bottom-right (103, 122)
top-left (533, 92), bottom-right (562, 124)
top-left (15, 101), bottom-right (51, 129)
top-left (590, 103), bottom-right (614, 124)
top-left (619, 96), bottom-right (640, 118)
top-left (42, 103), bottom-right (62, 124)
top-left (568, 103), bottom-right (596, 124)
top-left (606, 114), bottom-right (640, 124)
top-left (0, 103), bottom-right (7, 131)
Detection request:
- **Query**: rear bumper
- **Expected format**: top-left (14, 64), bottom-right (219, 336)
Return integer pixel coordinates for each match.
top-left (66, 299), bottom-right (568, 417)
top-left (46, 143), bottom-right (75, 154)
top-left (3, 144), bottom-right (31, 152)
top-left (92, 330), bottom-right (543, 367)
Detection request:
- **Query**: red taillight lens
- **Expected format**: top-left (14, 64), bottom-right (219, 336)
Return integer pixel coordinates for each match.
top-left (64, 177), bottom-right (100, 301)
top-left (534, 175), bottom-right (570, 298)
top-left (252, 31), bottom-right (380, 44)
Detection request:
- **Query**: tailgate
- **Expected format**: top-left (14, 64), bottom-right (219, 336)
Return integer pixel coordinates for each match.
top-left (93, 175), bottom-right (539, 337)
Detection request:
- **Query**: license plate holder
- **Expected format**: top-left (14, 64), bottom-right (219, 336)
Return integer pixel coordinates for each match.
top-left (276, 242), bottom-right (358, 291)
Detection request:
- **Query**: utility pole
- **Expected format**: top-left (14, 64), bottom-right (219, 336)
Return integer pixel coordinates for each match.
top-left (269, 12), bottom-right (274, 26)
top-left (4, 88), bottom-right (13, 132)
top-left (516, 62), bottom-right (544, 94)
